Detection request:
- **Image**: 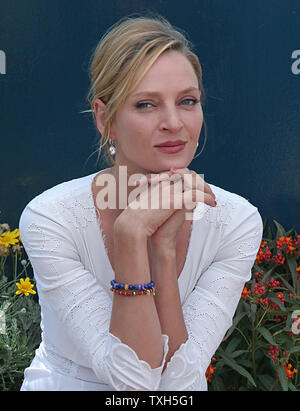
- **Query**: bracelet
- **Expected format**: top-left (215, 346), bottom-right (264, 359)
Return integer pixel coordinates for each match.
top-left (110, 280), bottom-right (155, 291)
top-left (110, 286), bottom-right (156, 296)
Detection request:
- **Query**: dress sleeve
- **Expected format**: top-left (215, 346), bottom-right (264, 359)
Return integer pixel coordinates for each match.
top-left (19, 199), bottom-right (169, 391)
top-left (159, 201), bottom-right (263, 391)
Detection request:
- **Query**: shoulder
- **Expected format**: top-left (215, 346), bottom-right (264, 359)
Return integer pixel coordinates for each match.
top-left (19, 172), bottom-right (98, 230)
top-left (194, 182), bottom-right (263, 234)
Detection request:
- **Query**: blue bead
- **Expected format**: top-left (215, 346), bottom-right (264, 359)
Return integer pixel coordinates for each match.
top-left (134, 285), bottom-right (139, 290)
top-left (129, 285), bottom-right (133, 290)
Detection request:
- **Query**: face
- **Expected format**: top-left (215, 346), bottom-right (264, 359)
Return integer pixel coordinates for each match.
top-left (96, 50), bottom-right (203, 175)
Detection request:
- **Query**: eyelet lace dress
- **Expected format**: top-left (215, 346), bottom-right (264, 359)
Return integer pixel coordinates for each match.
top-left (19, 170), bottom-right (263, 391)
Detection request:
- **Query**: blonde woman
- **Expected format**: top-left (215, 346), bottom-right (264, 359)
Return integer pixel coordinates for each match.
top-left (19, 14), bottom-right (263, 391)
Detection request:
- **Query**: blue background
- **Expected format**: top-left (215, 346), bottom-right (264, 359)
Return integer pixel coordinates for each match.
top-left (0, 0), bottom-right (299, 233)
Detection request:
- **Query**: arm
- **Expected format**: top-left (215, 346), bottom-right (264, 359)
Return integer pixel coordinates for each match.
top-left (151, 246), bottom-right (188, 368)
top-left (109, 221), bottom-right (164, 369)
top-left (18, 199), bottom-right (168, 391)
top-left (158, 202), bottom-right (263, 390)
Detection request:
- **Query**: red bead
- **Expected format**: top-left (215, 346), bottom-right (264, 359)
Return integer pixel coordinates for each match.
top-left (138, 291), bottom-right (142, 295)
top-left (126, 292), bottom-right (131, 296)
top-left (143, 290), bottom-right (147, 294)
top-left (121, 291), bottom-right (126, 295)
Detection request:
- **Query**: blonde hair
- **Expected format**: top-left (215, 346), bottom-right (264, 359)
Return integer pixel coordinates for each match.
top-left (84, 13), bottom-right (207, 166)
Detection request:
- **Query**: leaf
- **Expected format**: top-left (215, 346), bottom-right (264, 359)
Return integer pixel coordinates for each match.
top-left (277, 365), bottom-right (288, 391)
top-left (218, 352), bottom-right (256, 388)
top-left (257, 374), bottom-right (275, 391)
top-left (273, 220), bottom-right (287, 239)
top-left (257, 327), bottom-right (276, 345)
top-left (288, 382), bottom-right (298, 391)
top-left (288, 345), bottom-right (300, 354)
top-left (225, 312), bottom-right (247, 339)
top-left (269, 296), bottom-right (286, 312)
top-left (286, 256), bottom-right (298, 289)
top-left (277, 274), bottom-right (296, 293)
top-left (225, 336), bottom-right (242, 354)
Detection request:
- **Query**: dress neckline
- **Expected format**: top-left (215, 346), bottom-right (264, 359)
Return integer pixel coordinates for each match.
top-left (89, 170), bottom-right (196, 282)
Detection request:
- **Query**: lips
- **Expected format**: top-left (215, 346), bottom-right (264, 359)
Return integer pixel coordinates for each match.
top-left (155, 140), bottom-right (186, 147)
top-left (154, 141), bottom-right (186, 154)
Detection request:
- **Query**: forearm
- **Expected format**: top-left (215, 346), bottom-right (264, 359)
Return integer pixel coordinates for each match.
top-left (151, 247), bottom-right (188, 366)
top-left (109, 224), bottom-right (164, 369)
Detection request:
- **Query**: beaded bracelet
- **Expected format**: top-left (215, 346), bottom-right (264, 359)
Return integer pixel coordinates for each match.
top-left (110, 280), bottom-right (155, 291)
top-left (110, 286), bottom-right (156, 296)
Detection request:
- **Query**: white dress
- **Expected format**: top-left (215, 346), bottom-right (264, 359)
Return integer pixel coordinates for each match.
top-left (19, 169), bottom-right (263, 391)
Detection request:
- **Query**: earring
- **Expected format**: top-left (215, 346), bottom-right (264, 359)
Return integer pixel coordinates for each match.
top-left (108, 139), bottom-right (116, 156)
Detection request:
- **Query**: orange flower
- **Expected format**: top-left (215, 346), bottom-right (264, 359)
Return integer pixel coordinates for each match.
top-left (206, 358), bottom-right (216, 382)
top-left (241, 286), bottom-right (251, 299)
top-left (276, 292), bottom-right (285, 305)
top-left (283, 363), bottom-right (297, 380)
top-left (277, 236), bottom-right (296, 255)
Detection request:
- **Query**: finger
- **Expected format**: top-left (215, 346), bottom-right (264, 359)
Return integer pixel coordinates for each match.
top-left (204, 182), bottom-right (216, 200)
top-left (183, 189), bottom-right (216, 209)
top-left (171, 168), bottom-right (216, 200)
top-left (135, 171), bottom-right (173, 186)
top-left (171, 168), bottom-right (204, 192)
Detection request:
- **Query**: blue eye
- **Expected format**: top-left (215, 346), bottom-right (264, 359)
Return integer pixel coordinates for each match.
top-left (181, 98), bottom-right (199, 106)
top-left (136, 102), bottom-right (153, 109)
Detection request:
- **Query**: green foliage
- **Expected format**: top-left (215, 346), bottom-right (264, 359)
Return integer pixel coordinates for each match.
top-left (0, 222), bottom-right (41, 391)
top-left (208, 219), bottom-right (300, 391)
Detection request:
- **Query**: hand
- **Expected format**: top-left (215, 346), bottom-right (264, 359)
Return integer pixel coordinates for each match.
top-left (118, 171), bottom-right (188, 238)
top-left (150, 167), bottom-right (216, 249)
top-left (126, 168), bottom-right (216, 246)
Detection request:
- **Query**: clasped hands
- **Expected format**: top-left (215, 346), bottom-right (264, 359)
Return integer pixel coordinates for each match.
top-left (118, 167), bottom-right (216, 250)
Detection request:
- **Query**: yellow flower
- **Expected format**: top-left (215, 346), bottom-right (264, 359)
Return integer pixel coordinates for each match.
top-left (0, 228), bottom-right (20, 247)
top-left (16, 277), bottom-right (36, 296)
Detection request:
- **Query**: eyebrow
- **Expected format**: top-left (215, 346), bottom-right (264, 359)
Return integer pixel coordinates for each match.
top-left (131, 86), bottom-right (200, 98)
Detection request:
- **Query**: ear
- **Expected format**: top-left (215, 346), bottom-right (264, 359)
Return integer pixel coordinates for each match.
top-left (94, 98), bottom-right (107, 135)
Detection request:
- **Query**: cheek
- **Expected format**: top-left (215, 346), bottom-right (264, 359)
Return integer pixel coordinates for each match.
top-left (186, 112), bottom-right (203, 139)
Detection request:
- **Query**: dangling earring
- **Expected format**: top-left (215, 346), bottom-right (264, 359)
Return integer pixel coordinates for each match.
top-left (108, 139), bottom-right (116, 156)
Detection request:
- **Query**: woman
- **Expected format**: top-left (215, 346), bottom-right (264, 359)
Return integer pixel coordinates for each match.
top-left (19, 15), bottom-right (263, 391)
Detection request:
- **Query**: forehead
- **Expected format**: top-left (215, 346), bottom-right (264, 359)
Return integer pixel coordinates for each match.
top-left (132, 50), bottom-right (199, 94)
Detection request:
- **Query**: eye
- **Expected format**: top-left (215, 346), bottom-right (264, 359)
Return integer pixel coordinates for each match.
top-left (181, 98), bottom-right (200, 106)
top-left (135, 102), bottom-right (154, 110)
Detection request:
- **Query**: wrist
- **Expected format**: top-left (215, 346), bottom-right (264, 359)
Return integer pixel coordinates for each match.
top-left (114, 215), bottom-right (147, 241)
top-left (150, 239), bottom-right (177, 257)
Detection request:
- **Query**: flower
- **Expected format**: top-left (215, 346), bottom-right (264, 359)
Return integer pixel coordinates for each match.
top-left (0, 228), bottom-right (20, 247)
top-left (206, 358), bottom-right (216, 382)
top-left (255, 241), bottom-right (272, 264)
top-left (241, 286), bottom-right (251, 298)
top-left (276, 236), bottom-right (296, 255)
top-left (268, 345), bottom-right (280, 363)
top-left (283, 363), bottom-right (297, 380)
top-left (16, 277), bottom-right (36, 296)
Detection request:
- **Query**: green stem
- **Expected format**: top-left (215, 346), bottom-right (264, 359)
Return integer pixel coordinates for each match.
top-left (256, 308), bottom-right (269, 329)
top-left (235, 327), bottom-right (251, 348)
top-left (251, 317), bottom-right (258, 385)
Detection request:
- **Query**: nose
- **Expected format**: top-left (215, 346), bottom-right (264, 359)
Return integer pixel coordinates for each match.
top-left (159, 104), bottom-right (183, 133)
